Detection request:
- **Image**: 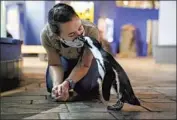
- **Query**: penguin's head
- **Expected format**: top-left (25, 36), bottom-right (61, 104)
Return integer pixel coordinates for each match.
top-left (81, 36), bottom-right (103, 50)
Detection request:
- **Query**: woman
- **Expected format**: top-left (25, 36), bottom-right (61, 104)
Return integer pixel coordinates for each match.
top-left (40, 3), bottom-right (100, 101)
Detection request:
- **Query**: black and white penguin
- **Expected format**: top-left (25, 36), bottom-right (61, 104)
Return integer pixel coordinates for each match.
top-left (79, 36), bottom-right (141, 111)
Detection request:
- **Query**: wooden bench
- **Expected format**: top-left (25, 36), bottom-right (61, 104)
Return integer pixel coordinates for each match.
top-left (21, 45), bottom-right (48, 61)
top-left (21, 45), bottom-right (46, 54)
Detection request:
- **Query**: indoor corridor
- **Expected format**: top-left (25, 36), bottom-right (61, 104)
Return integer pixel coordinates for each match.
top-left (1, 1), bottom-right (176, 119)
top-left (1, 56), bottom-right (176, 119)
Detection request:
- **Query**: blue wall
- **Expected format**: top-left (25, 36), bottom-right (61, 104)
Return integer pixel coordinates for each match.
top-left (24, 1), bottom-right (46, 45)
top-left (6, 3), bottom-right (25, 41)
top-left (18, 3), bottom-right (25, 41)
top-left (94, 1), bottom-right (159, 56)
top-left (114, 7), bottom-right (159, 56)
top-left (23, 1), bottom-right (55, 45)
top-left (94, 1), bottom-right (117, 25)
top-left (45, 1), bottom-right (55, 23)
top-left (10, 1), bottom-right (158, 56)
top-left (94, 1), bottom-right (117, 55)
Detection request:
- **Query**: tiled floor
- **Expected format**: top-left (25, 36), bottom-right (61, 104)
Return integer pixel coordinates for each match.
top-left (1, 56), bottom-right (176, 119)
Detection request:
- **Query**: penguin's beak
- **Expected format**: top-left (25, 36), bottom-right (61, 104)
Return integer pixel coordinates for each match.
top-left (77, 35), bottom-right (85, 42)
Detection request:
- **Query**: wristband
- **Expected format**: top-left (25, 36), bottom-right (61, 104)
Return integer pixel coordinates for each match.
top-left (66, 79), bottom-right (76, 89)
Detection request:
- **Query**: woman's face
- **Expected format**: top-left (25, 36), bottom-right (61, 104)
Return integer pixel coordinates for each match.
top-left (59, 16), bottom-right (85, 41)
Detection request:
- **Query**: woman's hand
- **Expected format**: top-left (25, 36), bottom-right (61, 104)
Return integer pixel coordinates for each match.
top-left (52, 81), bottom-right (70, 101)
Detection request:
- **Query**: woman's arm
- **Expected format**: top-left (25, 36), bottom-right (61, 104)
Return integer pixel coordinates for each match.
top-left (40, 27), bottom-right (64, 87)
top-left (66, 47), bottom-right (93, 83)
top-left (65, 26), bottom-right (100, 84)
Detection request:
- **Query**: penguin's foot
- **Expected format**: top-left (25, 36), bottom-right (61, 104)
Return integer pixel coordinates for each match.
top-left (107, 100), bottom-right (124, 111)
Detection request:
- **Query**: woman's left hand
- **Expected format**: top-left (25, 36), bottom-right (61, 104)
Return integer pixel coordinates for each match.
top-left (52, 81), bottom-right (70, 101)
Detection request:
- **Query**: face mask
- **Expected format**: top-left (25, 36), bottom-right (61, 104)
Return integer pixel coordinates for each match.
top-left (60, 35), bottom-right (85, 48)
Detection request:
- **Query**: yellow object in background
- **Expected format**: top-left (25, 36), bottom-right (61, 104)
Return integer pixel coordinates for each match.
top-left (70, 1), bottom-right (94, 22)
top-left (76, 7), bottom-right (94, 22)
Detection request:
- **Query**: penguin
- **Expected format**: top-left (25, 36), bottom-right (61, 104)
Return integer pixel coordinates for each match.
top-left (79, 36), bottom-right (141, 111)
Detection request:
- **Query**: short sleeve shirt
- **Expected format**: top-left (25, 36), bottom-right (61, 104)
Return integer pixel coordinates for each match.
top-left (40, 20), bottom-right (99, 65)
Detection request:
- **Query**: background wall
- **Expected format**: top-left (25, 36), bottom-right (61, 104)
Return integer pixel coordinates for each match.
top-left (114, 7), bottom-right (158, 56)
top-left (24, 1), bottom-right (54, 45)
top-left (5, 1), bottom-right (159, 57)
top-left (154, 1), bottom-right (176, 64)
top-left (24, 1), bottom-right (46, 45)
top-left (94, 1), bottom-right (159, 56)
top-left (1, 1), bottom-right (7, 37)
top-left (158, 1), bottom-right (176, 46)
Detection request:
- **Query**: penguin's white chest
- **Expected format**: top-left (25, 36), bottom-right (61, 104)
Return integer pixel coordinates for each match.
top-left (84, 37), bottom-right (105, 79)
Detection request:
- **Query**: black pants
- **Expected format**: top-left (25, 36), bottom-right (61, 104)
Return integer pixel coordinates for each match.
top-left (46, 57), bottom-right (100, 98)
